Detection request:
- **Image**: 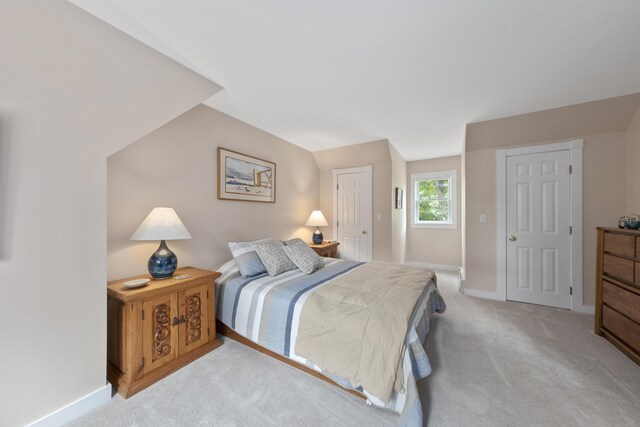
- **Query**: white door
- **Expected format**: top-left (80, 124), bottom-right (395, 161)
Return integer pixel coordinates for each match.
top-left (336, 171), bottom-right (372, 261)
top-left (506, 150), bottom-right (571, 309)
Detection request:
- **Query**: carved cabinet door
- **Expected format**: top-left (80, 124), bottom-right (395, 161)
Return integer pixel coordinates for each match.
top-left (142, 294), bottom-right (179, 374)
top-left (178, 283), bottom-right (210, 355)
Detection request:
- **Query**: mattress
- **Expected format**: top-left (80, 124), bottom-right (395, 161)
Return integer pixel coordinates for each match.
top-left (215, 258), bottom-right (445, 426)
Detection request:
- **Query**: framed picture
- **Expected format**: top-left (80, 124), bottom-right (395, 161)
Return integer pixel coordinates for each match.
top-left (217, 147), bottom-right (276, 203)
top-left (395, 187), bottom-right (403, 209)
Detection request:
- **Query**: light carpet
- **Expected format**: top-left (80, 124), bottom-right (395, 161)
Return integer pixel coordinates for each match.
top-left (68, 271), bottom-right (640, 426)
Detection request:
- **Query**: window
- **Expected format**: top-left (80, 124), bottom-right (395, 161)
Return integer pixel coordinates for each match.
top-left (411, 170), bottom-right (456, 228)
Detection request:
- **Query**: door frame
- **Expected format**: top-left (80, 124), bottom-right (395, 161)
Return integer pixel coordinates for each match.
top-left (332, 165), bottom-right (373, 262)
top-left (496, 139), bottom-right (589, 312)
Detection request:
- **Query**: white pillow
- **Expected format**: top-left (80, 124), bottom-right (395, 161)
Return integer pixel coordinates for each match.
top-left (214, 259), bottom-right (240, 285)
top-left (252, 239), bottom-right (298, 276)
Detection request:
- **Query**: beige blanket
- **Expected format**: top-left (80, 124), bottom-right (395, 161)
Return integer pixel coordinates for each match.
top-left (294, 262), bottom-right (435, 403)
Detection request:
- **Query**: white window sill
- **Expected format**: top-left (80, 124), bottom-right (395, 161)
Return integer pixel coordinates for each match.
top-left (410, 223), bottom-right (457, 230)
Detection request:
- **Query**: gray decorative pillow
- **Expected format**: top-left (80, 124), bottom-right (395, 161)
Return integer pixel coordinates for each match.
top-left (282, 241), bottom-right (325, 275)
top-left (228, 239), bottom-right (270, 278)
top-left (252, 239), bottom-right (298, 276)
top-left (284, 237), bottom-right (306, 246)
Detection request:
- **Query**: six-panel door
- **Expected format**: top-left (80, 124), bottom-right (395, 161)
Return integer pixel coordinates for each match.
top-left (506, 150), bottom-right (571, 309)
top-left (337, 171), bottom-right (371, 262)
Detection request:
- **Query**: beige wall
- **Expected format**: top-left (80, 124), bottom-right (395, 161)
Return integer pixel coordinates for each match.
top-left (0, 1), bottom-right (219, 426)
top-left (389, 143), bottom-right (407, 263)
top-left (464, 148), bottom-right (499, 291)
top-left (460, 149), bottom-right (467, 272)
top-left (406, 156), bottom-right (463, 268)
top-left (626, 106), bottom-right (640, 212)
top-left (108, 105), bottom-right (319, 280)
top-left (313, 140), bottom-right (393, 262)
top-left (466, 93), bottom-right (640, 152)
top-left (582, 133), bottom-right (628, 302)
top-left (464, 93), bottom-right (640, 307)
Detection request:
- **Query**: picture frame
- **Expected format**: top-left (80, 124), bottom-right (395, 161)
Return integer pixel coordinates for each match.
top-left (217, 147), bottom-right (276, 203)
top-left (395, 187), bottom-right (403, 209)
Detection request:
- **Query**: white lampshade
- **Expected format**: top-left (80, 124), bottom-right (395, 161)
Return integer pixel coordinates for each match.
top-left (130, 207), bottom-right (192, 241)
top-left (305, 210), bottom-right (328, 227)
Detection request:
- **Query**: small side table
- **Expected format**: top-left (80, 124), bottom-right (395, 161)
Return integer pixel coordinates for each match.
top-left (308, 241), bottom-right (340, 258)
top-left (107, 266), bottom-right (222, 398)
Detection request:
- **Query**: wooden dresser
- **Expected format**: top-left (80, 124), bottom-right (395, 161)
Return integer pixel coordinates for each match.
top-left (595, 227), bottom-right (640, 365)
top-left (107, 267), bottom-right (222, 397)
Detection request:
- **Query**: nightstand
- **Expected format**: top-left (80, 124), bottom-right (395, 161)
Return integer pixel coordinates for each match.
top-left (107, 266), bottom-right (222, 398)
top-left (308, 241), bottom-right (340, 258)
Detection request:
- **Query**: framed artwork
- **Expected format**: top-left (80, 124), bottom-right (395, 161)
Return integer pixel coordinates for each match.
top-left (217, 147), bottom-right (276, 203)
top-left (395, 187), bottom-right (403, 209)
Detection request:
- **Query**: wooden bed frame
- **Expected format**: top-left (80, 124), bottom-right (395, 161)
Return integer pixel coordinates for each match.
top-left (216, 319), bottom-right (366, 400)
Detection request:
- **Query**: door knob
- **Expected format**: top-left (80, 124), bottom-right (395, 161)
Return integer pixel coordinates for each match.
top-left (362, 230), bottom-right (367, 234)
top-left (508, 235), bottom-right (516, 241)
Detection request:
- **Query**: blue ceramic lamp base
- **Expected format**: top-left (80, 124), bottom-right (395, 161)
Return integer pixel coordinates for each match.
top-left (148, 240), bottom-right (178, 279)
top-left (312, 229), bottom-right (323, 244)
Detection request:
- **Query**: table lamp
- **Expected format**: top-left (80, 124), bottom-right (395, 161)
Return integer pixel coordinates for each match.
top-left (305, 210), bottom-right (328, 244)
top-left (130, 207), bottom-right (192, 279)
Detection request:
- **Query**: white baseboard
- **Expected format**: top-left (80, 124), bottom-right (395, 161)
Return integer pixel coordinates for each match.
top-left (463, 289), bottom-right (597, 314)
top-left (404, 262), bottom-right (460, 272)
top-left (26, 383), bottom-right (111, 427)
top-left (572, 304), bottom-right (595, 315)
top-left (462, 288), bottom-right (504, 301)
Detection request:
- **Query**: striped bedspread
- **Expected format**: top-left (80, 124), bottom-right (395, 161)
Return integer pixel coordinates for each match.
top-left (215, 258), bottom-right (446, 426)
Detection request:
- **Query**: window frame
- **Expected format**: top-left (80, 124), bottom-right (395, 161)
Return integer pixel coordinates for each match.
top-left (410, 170), bottom-right (457, 229)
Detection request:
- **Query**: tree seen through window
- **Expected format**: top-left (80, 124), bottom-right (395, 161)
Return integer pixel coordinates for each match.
top-left (417, 178), bottom-right (450, 222)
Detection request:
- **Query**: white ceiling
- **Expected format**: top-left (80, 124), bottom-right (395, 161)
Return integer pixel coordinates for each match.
top-left (71, 0), bottom-right (640, 161)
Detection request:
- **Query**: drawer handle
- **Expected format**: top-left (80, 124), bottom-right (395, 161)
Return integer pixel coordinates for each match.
top-left (172, 315), bottom-right (186, 326)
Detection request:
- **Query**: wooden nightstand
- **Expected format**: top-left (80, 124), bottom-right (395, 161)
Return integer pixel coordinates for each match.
top-left (107, 266), bottom-right (222, 398)
top-left (308, 241), bottom-right (340, 258)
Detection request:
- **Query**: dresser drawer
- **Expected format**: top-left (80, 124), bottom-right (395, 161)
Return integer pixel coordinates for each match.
top-left (604, 233), bottom-right (636, 258)
top-left (603, 254), bottom-right (634, 283)
top-left (603, 281), bottom-right (640, 325)
top-left (603, 306), bottom-right (640, 352)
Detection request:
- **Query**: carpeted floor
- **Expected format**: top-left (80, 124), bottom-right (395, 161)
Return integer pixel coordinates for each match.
top-left (68, 271), bottom-right (640, 426)
top-left (423, 275), bottom-right (640, 426)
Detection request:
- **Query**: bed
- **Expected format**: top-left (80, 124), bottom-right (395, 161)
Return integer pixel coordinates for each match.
top-left (215, 256), bottom-right (445, 426)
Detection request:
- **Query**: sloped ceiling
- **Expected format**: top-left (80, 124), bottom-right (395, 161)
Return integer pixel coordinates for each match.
top-left (70, 0), bottom-right (640, 160)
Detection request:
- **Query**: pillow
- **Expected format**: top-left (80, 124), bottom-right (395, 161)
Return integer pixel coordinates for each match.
top-left (227, 239), bottom-right (270, 278)
top-left (214, 259), bottom-right (241, 285)
top-left (282, 242), bottom-right (324, 275)
top-left (284, 237), bottom-right (306, 246)
top-left (252, 239), bottom-right (298, 276)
